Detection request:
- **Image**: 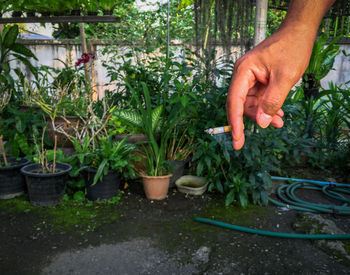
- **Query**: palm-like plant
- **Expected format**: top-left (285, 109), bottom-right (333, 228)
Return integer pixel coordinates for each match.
top-left (111, 82), bottom-right (182, 176)
top-left (302, 34), bottom-right (341, 98)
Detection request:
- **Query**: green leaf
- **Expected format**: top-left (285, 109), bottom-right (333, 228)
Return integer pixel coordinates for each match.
top-left (113, 109), bottom-right (142, 129)
top-left (12, 43), bottom-right (38, 60)
top-left (196, 161), bottom-right (203, 175)
top-left (3, 25), bottom-right (18, 49)
top-left (216, 180), bottom-right (224, 193)
top-left (73, 191), bottom-right (85, 201)
top-left (15, 116), bottom-right (25, 133)
top-left (151, 105), bottom-right (163, 132)
top-left (93, 159), bottom-right (108, 186)
top-left (15, 133), bottom-right (31, 155)
top-left (238, 190), bottom-right (248, 208)
top-left (181, 96), bottom-right (189, 107)
top-left (225, 189), bottom-right (236, 206)
top-left (12, 54), bottom-right (37, 76)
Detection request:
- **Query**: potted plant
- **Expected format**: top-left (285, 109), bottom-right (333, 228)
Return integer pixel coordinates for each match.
top-left (0, 134), bottom-right (31, 199)
top-left (165, 126), bottom-right (194, 188)
top-left (71, 134), bottom-right (138, 201)
top-left (302, 34), bottom-right (341, 100)
top-left (118, 82), bottom-right (184, 200)
top-left (99, 0), bottom-right (117, 15)
top-left (20, 132), bottom-right (72, 206)
top-left (82, 0), bottom-right (99, 16)
top-left (30, 62), bottom-right (89, 149)
top-left (0, 33), bottom-right (36, 199)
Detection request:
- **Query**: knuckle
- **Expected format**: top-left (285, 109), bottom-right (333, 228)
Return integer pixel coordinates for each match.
top-left (263, 97), bottom-right (282, 115)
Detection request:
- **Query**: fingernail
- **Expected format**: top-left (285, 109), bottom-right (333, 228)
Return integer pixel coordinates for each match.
top-left (258, 113), bottom-right (272, 128)
top-left (233, 135), bottom-right (245, 150)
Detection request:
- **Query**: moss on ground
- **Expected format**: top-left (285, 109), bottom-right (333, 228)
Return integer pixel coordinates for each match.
top-left (158, 198), bottom-right (269, 261)
top-left (199, 200), bottom-right (268, 226)
top-left (0, 195), bottom-right (122, 235)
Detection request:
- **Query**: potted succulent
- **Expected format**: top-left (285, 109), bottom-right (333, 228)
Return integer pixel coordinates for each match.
top-left (71, 134), bottom-right (138, 201)
top-left (20, 133), bottom-right (72, 206)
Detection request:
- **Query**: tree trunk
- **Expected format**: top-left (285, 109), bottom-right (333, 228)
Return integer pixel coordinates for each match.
top-left (254, 0), bottom-right (268, 46)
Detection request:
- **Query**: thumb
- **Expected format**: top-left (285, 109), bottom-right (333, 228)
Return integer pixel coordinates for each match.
top-left (256, 76), bottom-right (292, 128)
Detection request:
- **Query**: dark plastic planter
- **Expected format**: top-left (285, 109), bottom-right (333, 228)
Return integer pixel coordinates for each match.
top-left (166, 160), bottom-right (187, 188)
top-left (12, 11), bottom-right (23, 17)
top-left (88, 12), bottom-right (98, 16)
top-left (82, 168), bottom-right (120, 201)
top-left (102, 10), bottom-right (114, 15)
top-left (0, 157), bottom-right (31, 199)
top-left (21, 163), bottom-right (71, 206)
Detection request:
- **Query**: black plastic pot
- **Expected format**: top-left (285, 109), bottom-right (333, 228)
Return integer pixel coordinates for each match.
top-left (12, 11), bottom-right (23, 17)
top-left (70, 10), bottom-right (81, 16)
top-left (166, 160), bottom-right (187, 188)
top-left (102, 10), bottom-right (113, 15)
top-left (21, 163), bottom-right (72, 206)
top-left (88, 11), bottom-right (98, 16)
top-left (82, 168), bottom-right (120, 201)
top-left (26, 12), bottom-right (36, 17)
top-left (0, 157), bottom-right (31, 199)
top-left (304, 88), bottom-right (319, 100)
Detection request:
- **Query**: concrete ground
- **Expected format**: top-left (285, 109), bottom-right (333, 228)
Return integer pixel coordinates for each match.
top-left (1, 183), bottom-right (350, 275)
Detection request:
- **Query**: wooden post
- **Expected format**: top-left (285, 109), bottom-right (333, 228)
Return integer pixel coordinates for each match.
top-left (254, 0), bottom-right (268, 46)
top-left (87, 40), bottom-right (97, 100)
top-left (79, 23), bottom-right (94, 99)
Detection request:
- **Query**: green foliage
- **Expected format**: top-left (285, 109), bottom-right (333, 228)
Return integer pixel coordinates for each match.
top-left (0, 25), bottom-right (37, 103)
top-left (302, 34), bottom-right (341, 91)
top-left (1, 106), bottom-right (47, 157)
top-left (110, 105), bottom-right (163, 135)
top-left (71, 135), bottom-right (138, 186)
top-left (266, 8), bottom-right (286, 37)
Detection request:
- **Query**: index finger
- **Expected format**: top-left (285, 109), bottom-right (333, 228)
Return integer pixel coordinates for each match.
top-left (226, 68), bottom-right (255, 149)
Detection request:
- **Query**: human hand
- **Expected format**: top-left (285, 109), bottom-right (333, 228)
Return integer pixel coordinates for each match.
top-left (226, 27), bottom-right (314, 150)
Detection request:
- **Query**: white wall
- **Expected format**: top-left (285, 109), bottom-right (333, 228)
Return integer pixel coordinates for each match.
top-left (11, 39), bottom-right (350, 98)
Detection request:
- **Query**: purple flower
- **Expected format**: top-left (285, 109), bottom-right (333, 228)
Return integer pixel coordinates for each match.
top-left (75, 52), bottom-right (95, 67)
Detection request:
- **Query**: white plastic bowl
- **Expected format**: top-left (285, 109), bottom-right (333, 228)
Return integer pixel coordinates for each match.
top-left (175, 175), bottom-right (208, 195)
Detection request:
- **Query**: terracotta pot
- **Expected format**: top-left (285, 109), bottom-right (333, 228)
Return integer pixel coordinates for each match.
top-left (114, 133), bottom-right (148, 144)
top-left (141, 174), bottom-right (172, 200)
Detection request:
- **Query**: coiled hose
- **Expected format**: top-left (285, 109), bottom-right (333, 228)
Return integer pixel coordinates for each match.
top-left (195, 176), bottom-right (350, 239)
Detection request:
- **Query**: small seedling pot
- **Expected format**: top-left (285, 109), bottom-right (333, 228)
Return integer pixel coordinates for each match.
top-left (175, 175), bottom-right (208, 196)
top-left (0, 157), bottom-right (31, 199)
top-left (21, 163), bottom-right (71, 206)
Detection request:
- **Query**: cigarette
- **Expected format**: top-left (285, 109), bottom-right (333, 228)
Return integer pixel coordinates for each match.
top-left (204, 126), bottom-right (232, 135)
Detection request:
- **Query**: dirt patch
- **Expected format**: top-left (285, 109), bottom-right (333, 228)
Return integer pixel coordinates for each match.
top-left (0, 180), bottom-right (350, 274)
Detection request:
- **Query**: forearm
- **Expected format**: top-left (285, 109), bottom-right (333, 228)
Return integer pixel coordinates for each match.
top-left (279, 0), bottom-right (335, 38)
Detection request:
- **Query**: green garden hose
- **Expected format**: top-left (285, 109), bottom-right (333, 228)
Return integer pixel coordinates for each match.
top-left (195, 177), bottom-right (350, 239)
top-left (195, 217), bottom-right (350, 239)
